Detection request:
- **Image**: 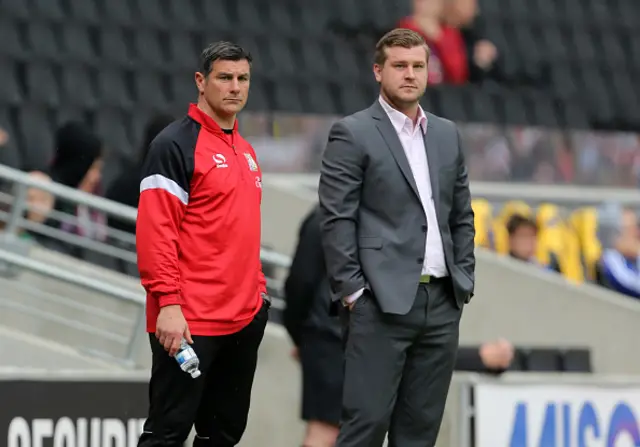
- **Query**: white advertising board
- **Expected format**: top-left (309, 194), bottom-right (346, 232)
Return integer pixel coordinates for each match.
top-left (474, 382), bottom-right (640, 447)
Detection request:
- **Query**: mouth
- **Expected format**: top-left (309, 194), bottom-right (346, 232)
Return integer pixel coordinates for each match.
top-left (401, 85), bottom-right (418, 90)
top-left (224, 98), bottom-right (243, 103)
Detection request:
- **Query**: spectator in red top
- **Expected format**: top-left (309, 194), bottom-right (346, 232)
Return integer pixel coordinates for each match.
top-left (397, 0), bottom-right (470, 84)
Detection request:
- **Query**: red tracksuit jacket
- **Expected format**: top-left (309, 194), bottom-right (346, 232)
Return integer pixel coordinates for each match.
top-left (136, 104), bottom-right (266, 336)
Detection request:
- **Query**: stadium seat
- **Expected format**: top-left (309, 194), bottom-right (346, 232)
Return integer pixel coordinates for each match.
top-left (0, 63), bottom-right (22, 106)
top-left (560, 348), bottom-right (592, 373)
top-left (521, 348), bottom-right (562, 372)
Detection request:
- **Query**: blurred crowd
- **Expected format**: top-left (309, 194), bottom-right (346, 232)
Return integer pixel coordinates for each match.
top-left (0, 115), bottom-right (172, 260)
top-left (473, 199), bottom-right (640, 299)
top-left (397, 0), bottom-right (498, 85)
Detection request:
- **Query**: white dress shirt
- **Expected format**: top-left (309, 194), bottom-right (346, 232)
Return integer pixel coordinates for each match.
top-left (345, 96), bottom-right (448, 304)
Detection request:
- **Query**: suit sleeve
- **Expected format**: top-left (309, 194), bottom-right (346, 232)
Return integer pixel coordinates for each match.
top-left (136, 137), bottom-right (190, 308)
top-left (318, 120), bottom-right (366, 301)
top-left (283, 209), bottom-right (325, 346)
top-left (449, 127), bottom-right (476, 294)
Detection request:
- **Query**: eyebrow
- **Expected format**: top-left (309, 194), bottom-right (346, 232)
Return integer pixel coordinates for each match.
top-left (217, 72), bottom-right (250, 77)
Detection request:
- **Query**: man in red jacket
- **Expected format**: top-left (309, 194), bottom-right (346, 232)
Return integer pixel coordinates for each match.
top-left (136, 41), bottom-right (269, 447)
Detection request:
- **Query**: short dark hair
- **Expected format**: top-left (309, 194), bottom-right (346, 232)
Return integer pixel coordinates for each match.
top-left (199, 41), bottom-right (252, 77)
top-left (374, 28), bottom-right (430, 66)
top-left (506, 214), bottom-right (538, 236)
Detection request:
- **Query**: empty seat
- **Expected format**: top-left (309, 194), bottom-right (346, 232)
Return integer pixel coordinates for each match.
top-left (98, 28), bottom-right (133, 68)
top-left (30, 0), bottom-right (65, 21)
top-left (95, 109), bottom-right (132, 158)
top-left (25, 65), bottom-right (60, 107)
top-left (246, 79), bottom-right (270, 112)
top-left (0, 63), bottom-right (22, 105)
top-left (201, 1), bottom-right (235, 34)
top-left (0, 0), bottom-right (30, 19)
top-left (61, 25), bottom-right (98, 65)
top-left (561, 349), bottom-right (592, 372)
top-left (16, 106), bottom-right (54, 171)
top-left (273, 83), bottom-right (305, 113)
top-left (133, 31), bottom-right (166, 71)
top-left (522, 348), bottom-right (562, 372)
top-left (96, 69), bottom-right (133, 109)
top-left (306, 82), bottom-right (338, 115)
top-left (67, 0), bottom-right (100, 25)
top-left (0, 19), bottom-right (25, 59)
top-left (60, 67), bottom-right (97, 109)
top-left (101, 1), bottom-right (135, 27)
top-left (25, 22), bottom-right (61, 62)
top-left (166, 0), bottom-right (199, 31)
top-left (133, 72), bottom-right (170, 111)
top-left (166, 33), bottom-right (198, 71)
top-left (130, 0), bottom-right (167, 29)
top-left (170, 75), bottom-right (196, 108)
top-left (267, 38), bottom-right (297, 78)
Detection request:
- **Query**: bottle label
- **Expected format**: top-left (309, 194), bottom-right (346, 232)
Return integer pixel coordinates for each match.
top-left (176, 348), bottom-right (194, 365)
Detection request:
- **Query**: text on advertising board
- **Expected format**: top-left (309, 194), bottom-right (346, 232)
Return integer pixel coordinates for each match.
top-left (7, 417), bottom-right (145, 447)
top-left (474, 383), bottom-right (640, 447)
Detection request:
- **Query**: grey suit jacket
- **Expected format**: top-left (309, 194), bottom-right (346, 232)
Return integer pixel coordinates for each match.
top-left (318, 101), bottom-right (475, 314)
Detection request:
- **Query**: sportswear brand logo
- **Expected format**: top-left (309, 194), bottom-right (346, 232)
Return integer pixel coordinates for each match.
top-left (212, 154), bottom-right (227, 168)
top-left (244, 153), bottom-right (258, 171)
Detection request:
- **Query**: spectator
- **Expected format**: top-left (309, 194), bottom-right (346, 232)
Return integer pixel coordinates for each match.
top-left (596, 203), bottom-right (640, 298)
top-left (284, 204), bottom-right (342, 447)
top-left (397, 0), bottom-right (469, 84)
top-left (442, 0), bottom-right (499, 81)
top-left (506, 214), bottom-right (539, 263)
top-left (32, 122), bottom-right (106, 256)
top-left (106, 114), bottom-right (174, 235)
top-left (456, 338), bottom-right (515, 374)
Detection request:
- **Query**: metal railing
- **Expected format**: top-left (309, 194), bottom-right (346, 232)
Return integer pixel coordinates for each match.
top-left (0, 163), bottom-right (291, 364)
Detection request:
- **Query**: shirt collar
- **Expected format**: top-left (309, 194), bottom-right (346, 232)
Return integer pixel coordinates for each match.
top-left (378, 96), bottom-right (427, 135)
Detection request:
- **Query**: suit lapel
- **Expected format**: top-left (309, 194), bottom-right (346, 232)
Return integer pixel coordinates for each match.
top-left (425, 118), bottom-right (440, 213)
top-left (370, 102), bottom-right (421, 201)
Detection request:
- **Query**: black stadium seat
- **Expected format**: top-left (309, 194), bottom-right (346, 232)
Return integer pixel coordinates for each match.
top-left (0, 0), bottom-right (639, 172)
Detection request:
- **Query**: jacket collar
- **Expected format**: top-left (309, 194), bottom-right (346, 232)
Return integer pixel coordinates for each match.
top-left (188, 103), bottom-right (238, 135)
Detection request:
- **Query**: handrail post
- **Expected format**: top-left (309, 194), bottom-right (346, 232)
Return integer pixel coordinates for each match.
top-left (125, 305), bottom-right (147, 364)
top-left (5, 183), bottom-right (27, 236)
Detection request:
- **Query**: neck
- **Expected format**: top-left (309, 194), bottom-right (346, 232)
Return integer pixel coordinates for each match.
top-left (197, 99), bottom-right (236, 130)
top-left (414, 14), bottom-right (442, 37)
top-left (381, 92), bottom-right (420, 123)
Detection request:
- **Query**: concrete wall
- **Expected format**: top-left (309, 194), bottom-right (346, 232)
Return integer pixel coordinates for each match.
top-left (462, 249), bottom-right (640, 373)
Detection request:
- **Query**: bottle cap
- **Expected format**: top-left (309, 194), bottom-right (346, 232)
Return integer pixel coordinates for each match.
top-left (191, 369), bottom-right (201, 378)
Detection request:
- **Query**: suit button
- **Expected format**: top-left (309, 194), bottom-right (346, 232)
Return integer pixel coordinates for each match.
top-left (421, 225), bottom-right (427, 232)
top-left (417, 257), bottom-right (424, 264)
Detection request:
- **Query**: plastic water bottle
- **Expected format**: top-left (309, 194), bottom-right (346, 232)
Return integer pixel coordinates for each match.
top-left (174, 338), bottom-right (201, 378)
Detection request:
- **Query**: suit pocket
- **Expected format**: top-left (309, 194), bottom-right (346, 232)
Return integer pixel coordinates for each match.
top-left (358, 236), bottom-right (382, 249)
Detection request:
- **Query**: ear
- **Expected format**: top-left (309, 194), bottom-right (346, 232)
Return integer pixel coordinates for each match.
top-left (373, 64), bottom-right (382, 83)
top-left (194, 72), bottom-right (206, 94)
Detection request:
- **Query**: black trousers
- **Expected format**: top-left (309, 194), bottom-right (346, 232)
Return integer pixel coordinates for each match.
top-left (337, 281), bottom-right (462, 447)
top-left (138, 300), bottom-right (269, 447)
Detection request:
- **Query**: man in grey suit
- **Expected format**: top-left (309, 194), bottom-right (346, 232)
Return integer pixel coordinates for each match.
top-left (318, 28), bottom-right (475, 447)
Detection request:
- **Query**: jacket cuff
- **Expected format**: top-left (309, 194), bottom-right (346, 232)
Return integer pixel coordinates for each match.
top-left (158, 295), bottom-right (182, 307)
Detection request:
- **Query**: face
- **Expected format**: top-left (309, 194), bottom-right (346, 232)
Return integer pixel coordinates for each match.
top-left (414, 0), bottom-right (444, 18)
top-left (445, 0), bottom-right (477, 27)
top-left (374, 45), bottom-right (428, 108)
top-left (509, 224), bottom-right (537, 261)
top-left (195, 59), bottom-right (250, 119)
top-left (78, 158), bottom-right (103, 193)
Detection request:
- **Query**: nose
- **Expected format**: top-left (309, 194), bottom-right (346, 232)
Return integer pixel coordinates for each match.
top-left (230, 78), bottom-right (241, 92)
top-left (404, 67), bottom-right (416, 80)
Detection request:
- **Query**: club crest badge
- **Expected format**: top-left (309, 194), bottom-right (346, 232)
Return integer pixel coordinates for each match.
top-left (244, 153), bottom-right (258, 171)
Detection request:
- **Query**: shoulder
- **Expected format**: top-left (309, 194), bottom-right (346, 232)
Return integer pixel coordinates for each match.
top-left (425, 112), bottom-right (457, 133)
top-left (331, 108), bottom-right (374, 136)
top-left (148, 117), bottom-right (200, 158)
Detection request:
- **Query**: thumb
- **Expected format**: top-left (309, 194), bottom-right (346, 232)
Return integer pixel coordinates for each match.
top-left (184, 325), bottom-right (193, 344)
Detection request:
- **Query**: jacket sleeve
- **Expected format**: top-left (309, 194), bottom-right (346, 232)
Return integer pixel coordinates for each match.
top-left (318, 120), bottom-right (366, 301)
top-left (136, 136), bottom-right (191, 307)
